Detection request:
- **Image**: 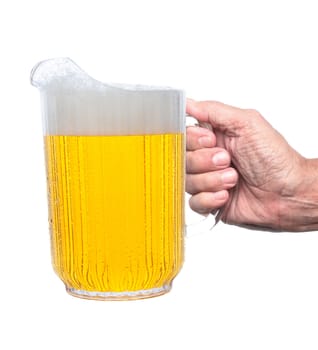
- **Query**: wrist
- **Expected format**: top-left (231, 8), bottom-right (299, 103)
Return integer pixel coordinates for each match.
top-left (278, 158), bottom-right (318, 231)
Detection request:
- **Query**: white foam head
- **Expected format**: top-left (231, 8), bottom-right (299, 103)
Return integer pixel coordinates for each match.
top-left (31, 58), bottom-right (185, 136)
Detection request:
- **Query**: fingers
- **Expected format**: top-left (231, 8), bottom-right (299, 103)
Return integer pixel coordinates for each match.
top-left (186, 167), bottom-right (238, 194)
top-left (186, 99), bottom-right (248, 133)
top-left (189, 191), bottom-right (229, 214)
top-left (186, 126), bottom-right (216, 151)
top-left (187, 147), bottom-right (231, 174)
top-left (186, 111), bottom-right (239, 215)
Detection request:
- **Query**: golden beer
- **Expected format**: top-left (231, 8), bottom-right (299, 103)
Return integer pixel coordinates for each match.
top-left (31, 57), bottom-right (186, 300)
top-left (44, 133), bottom-right (184, 299)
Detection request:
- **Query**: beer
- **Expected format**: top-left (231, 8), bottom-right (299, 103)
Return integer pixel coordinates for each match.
top-left (31, 57), bottom-right (186, 299)
top-left (44, 133), bottom-right (184, 299)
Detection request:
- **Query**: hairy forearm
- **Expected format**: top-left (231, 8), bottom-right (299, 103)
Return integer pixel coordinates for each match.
top-left (278, 158), bottom-right (318, 231)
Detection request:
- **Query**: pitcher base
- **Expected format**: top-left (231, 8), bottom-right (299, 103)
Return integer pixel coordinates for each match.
top-left (65, 284), bottom-right (172, 301)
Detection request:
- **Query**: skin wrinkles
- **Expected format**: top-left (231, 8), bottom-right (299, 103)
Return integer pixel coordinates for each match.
top-left (186, 99), bottom-right (318, 232)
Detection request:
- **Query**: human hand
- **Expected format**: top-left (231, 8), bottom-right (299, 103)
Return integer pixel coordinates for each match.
top-left (186, 99), bottom-right (318, 231)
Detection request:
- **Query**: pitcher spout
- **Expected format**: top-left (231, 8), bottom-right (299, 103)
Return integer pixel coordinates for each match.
top-left (30, 57), bottom-right (86, 89)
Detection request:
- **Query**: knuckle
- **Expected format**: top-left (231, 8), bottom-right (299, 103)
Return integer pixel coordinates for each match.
top-left (185, 128), bottom-right (196, 144)
top-left (185, 175), bottom-right (195, 194)
top-left (186, 150), bottom-right (205, 172)
top-left (245, 108), bottom-right (262, 119)
top-left (204, 172), bottom-right (220, 190)
top-left (186, 152), bottom-right (196, 172)
top-left (186, 152), bottom-right (198, 173)
top-left (189, 195), bottom-right (209, 213)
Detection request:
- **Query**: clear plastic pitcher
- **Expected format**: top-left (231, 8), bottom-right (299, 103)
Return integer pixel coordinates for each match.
top-left (31, 58), bottom-right (185, 300)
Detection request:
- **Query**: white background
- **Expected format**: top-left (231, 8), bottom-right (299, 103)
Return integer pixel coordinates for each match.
top-left (1, 0), bottom-right (318, 349)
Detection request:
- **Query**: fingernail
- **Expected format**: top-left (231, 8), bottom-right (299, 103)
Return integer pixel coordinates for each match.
top-left (221, 170), bottom-right (237, 184)
top-left (212, 152), bottom-right (229, 166)
top-left (198, 136), bottom-right (214, 147)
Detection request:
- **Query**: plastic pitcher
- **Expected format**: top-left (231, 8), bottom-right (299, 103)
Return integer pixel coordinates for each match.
top-left (30, 58), bottom-right (185, 300)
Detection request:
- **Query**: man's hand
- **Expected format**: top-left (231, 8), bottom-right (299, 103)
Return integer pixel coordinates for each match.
top-left (186, 99), bottom-right (318, 231)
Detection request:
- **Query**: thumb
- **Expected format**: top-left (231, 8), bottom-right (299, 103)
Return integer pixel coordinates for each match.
top-left (186, 99), bottom-right (247, 132)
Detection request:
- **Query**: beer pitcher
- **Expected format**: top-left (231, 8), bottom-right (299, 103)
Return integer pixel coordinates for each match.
top-left (31, 58), bottom-right (185, 300)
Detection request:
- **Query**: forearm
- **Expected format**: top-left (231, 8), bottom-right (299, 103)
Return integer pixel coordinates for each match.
top-left (279, 158), bottom-right (318, 231)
